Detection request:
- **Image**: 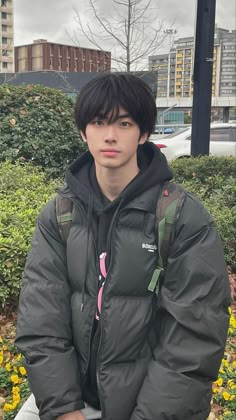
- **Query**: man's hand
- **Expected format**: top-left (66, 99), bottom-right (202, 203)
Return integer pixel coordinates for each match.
top-left (56, 410), bottom-right (85, 420)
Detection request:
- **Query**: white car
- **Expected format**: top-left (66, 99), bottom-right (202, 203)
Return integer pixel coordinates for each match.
top-left (150, 123), bottom-right (236, 161)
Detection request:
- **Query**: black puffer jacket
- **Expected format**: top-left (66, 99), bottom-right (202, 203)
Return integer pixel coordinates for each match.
top-left (15, 143), bottom-right (230, 420)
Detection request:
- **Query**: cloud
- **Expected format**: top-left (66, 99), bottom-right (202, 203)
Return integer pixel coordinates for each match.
top-left (14, 0), bottom-right (235, 49)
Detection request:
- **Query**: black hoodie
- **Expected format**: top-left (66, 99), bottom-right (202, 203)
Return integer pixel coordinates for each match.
top-left (65, 142), bottom-right (173, 408)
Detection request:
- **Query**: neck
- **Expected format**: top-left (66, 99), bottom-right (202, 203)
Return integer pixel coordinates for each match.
top-left (95, 163), bottom-right (140, 201)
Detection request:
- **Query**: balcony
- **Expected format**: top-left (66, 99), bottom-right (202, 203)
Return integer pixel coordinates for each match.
top-left (0, 5), bottom-right (13, 13)
top-left (1, 30), bottom-right (13, 38)
top-left (1, 16), bottom-right (13, 25)
top-left (0, 55), bottom-right (13, 63)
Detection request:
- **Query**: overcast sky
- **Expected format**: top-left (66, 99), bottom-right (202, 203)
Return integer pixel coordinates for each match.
top-left (14, 0), bottom-right (235, 53)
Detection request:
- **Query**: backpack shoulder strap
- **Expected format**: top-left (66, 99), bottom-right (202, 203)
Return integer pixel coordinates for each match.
top-left (156, 181), bottom-right (186, 270)
top-left (55, 194), bottom-right (73, 242)
top-left (148, 181), bottom-right (186, 293)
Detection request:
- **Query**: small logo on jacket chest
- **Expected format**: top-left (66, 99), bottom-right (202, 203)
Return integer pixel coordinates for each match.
top-left (142, 243), bottom-right (157, 252)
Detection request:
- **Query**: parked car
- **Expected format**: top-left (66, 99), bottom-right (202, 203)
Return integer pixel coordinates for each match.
top-left (150, 123), bottom-right (236, 161)
top-left (152, 126), bottom-right (176, 135)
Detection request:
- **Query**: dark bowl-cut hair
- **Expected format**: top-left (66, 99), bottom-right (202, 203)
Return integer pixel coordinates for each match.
top-left (74, 72), bottom-right (157, 137)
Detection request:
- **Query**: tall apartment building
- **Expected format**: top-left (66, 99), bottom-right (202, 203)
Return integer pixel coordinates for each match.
top-left (149, 27), bottom-right (236, 98)
top-left (0, 0), bottom-right (14, 73)
top-left (14, 39), bottom-right (111, 73)
top-left (215, 28), bottom-right (236, 97)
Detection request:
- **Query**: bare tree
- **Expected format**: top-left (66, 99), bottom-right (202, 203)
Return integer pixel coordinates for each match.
top-left (69, 0), bottom-right (168, 72)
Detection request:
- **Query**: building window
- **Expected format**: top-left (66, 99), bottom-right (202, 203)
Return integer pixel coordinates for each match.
top-left (49, 58), bottom-right (53, 69)
top-left (1, 12), bottom-right (7, 19)
top-left (2, 25), bottom-right (7, 32)
top-left (1, 0), bottom-right (7, 6)
top-left (58, 59), bottom-right (62, 70)
top-left (3, 62), bottom-right (8, 68)
top-left (66, 59), bottom-right (70, 71)
top-left (2, 36), bottom-right (8, 44)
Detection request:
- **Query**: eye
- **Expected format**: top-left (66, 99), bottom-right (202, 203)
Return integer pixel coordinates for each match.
top-left (120, 121), bottom-right (132, 127)
top-left (92, 119), bottom-right (104, 126)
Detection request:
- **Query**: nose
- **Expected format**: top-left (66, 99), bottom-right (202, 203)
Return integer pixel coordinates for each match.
top-left (104, 124), bottom-right (117, 143)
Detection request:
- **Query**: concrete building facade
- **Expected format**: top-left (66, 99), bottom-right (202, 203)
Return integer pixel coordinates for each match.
top-left (149, 27), bottom-right (236, 98)
top-left (14, 39), bottom-right (111, 73)
top-left (0, 0), bottom-right (14, 73)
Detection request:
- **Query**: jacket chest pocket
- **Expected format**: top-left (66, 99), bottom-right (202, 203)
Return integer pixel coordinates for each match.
top-left (107, 211), bottom-right (158, 296)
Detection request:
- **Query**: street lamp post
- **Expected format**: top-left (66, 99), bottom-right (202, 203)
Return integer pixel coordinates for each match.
top-left (164, 29), bottom-right (177, 99)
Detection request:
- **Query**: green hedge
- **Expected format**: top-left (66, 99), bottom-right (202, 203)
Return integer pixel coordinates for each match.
top-left (171, 156), bottom-right (236, 270)
top-left (0, 156), bottom-right (235, 310)
top-left (0, 84), bottom-right (86, 177)
top-left (0, 162), bottom-right (59, 308)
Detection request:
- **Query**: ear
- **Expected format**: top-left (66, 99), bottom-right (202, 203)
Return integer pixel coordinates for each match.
top-left (80, 131), bottom-right (87, 143)
top-left (139, 132), bottom-right (148, 145)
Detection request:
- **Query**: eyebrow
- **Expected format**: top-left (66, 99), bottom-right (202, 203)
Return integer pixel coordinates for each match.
top-left (94, 112), bottom-right (131, 120)
top-left (117, 113), bottom-right (131, 119)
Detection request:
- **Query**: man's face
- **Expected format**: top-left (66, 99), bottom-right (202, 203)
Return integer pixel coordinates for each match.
top-left (81, 107), bottom-right (148, 171)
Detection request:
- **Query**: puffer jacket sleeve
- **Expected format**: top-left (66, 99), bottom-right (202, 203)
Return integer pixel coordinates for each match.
top-left (15, 198), bottom-right (85, 420)
top-left (130, 192), bottom-right (231, 420)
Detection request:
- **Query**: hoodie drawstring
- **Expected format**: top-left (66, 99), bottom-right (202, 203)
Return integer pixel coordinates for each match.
top-left (81, 194), bottom-right (94, 311)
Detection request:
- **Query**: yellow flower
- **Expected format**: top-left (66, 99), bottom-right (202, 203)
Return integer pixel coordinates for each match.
top-left (222, 359), bottom-right (229, 367)
top-left (228, 328), bottom-right (234, 334)
top-left (5, 362), bottom-right (11, 372)
top-left (224, 410), bottom-right (232, 417)
top-left (19, 366), bottom-right (26, 376)
top-left (214, 377), bottom-right (223, 386)
top-left (13, 366), bottom-right (18, 373)
top-left (230, 316), bottom-right (236, 328)
top-left (222, 391), bottom-right (231, 400)
top-left (2, 344), bottom-right (8, 351)
top-left (212, 387), bottom-right (219, 393)
top-left (12, 393), bottom-right (21, 403)
top-left (231, 384), bottom-right (236, 390)
top-left (3, 403), bottom-right (14, 412)
top-left (16, 354), bottom-right (23, 361)
top-left (0, 336), bottom-right (3, 343)
top-left (227, 379), bottom-right (235, 388)
top-left (12, 386), bottom-right (20, 395)
top-left (230, 394), bottom-right (235, 400)
top-left (232, 361), bottom-right (236, 369)
top-left (10, 374), bottom-right (20, 384)
top-left (228, 306), bottom-right (232, 314)
top-left (219, 368), bottom-right (225, 374)
top-left (11, 401), bottom-right (19, 409)
top-left (0, 354), bottom-right (3, 365)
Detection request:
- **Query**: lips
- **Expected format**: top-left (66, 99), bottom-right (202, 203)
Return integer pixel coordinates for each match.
top-left (101, 149), bottom-right (120, 153)
top-left (101, 149), bottom-right (120, 157)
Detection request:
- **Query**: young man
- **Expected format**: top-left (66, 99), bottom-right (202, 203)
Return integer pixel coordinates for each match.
top-left (15, 73), bottom-right (230, 420)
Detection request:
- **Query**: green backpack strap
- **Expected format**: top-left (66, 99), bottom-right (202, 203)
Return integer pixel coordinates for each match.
top-left (148, 181), bottom-right (186, 293)
top-left (55, 195), bottom-right (73, 242)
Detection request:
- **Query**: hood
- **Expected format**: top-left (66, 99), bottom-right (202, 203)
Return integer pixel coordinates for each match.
top-left (63, 142), bottom-right (173, 211)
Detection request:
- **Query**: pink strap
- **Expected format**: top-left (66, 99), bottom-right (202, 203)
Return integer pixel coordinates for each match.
top-left (99, 252), bottom-right (107, 278)
top-left (96, 252), bottom-right (107, 320)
